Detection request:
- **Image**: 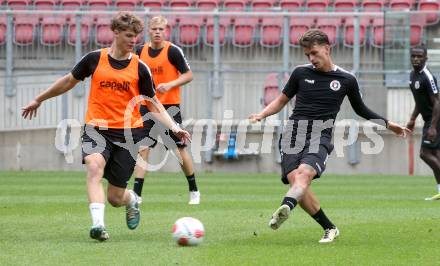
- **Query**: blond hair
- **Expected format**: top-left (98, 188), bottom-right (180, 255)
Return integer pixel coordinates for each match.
top-left (111, 12), bottom-right (144, 34)
top-left (148, 16), bottom-right (168, 28)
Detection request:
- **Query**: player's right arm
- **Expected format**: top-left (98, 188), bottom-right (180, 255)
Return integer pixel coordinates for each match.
top-left (22, 51), bottom-right (98, 120)
top-left (249, 94), bottom-right (290, 122)
top-left (22, 73), bottom-right (80, 120)
top-left (406, 105), bottom-right (419, 131)
top-left (250, 69), bottom-right (298, 122)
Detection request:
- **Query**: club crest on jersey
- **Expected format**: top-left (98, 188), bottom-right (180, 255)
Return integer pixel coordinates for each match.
top-left (329, 80), bottom-right (341, 91)
top-left (415, 81), bottom-right (420, 89)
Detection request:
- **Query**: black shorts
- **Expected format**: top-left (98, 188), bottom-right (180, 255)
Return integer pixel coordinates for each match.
top-left (279, 135), bottom-right (333, 184)
top-left (422, 122), bottom-right (440, 149)
top-left (139, 104), bottom-right (186, 149)
top-left (81, 125), bottom-right (142, 188)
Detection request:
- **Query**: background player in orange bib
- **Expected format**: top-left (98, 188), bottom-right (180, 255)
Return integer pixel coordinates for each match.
top-left (22, 12), bottom-right (190, 241)
top-left (133, 16), bottom-right (200, 205)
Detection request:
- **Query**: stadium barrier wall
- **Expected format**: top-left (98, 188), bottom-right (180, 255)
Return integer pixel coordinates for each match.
top-left (0, 125), bottom-right (432, 175)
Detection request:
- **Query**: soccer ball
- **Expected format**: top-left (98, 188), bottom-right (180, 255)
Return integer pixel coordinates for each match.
top-left (172, 217), bottom-right (205, 246)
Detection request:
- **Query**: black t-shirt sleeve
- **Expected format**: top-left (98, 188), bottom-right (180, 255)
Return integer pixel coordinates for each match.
top-left (346, 76), bottom-right (388, 125)
top-left (135, 45), bottom-right (144, 57)
top-left (423, 72), bottom-right (439, 96)
top-left (138, 60), bottom-right (156, 98)
top-left (168, 44), bottom-right (190, 74)
top-left (71, 51), bottom-right (100, 81)
top-left (282, 68), bottom-right (300, 99)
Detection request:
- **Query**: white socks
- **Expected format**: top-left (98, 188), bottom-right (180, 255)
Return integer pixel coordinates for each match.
top-left (89, 203), bottom-right (105, 228)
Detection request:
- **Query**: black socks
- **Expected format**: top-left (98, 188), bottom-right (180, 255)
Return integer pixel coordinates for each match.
top-left (186, 174), bottom-right (198, 192)
top-left (133, 178), bottom-right (144, 196)
top-left (311, 208), bottom-right (336, 230)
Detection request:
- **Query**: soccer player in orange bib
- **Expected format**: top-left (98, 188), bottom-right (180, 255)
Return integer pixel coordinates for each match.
top-left (133, 15), bottom-right (200, 205)
top-left (22, 12), bottom-right (190, 241)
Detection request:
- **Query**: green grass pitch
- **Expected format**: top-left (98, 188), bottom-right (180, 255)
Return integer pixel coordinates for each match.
top-left (0, 171), bottom-right (439, 265)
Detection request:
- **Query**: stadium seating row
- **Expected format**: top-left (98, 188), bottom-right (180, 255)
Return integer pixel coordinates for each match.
top-left (0, 15), bottom-right (426, 47)
top-left (0, 0), bottom-right (439, 16)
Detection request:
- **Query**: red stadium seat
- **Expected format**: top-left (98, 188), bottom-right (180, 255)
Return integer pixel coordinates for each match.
top-left (389, 0), bottom-right (413, 10)
top-left (60, 0), bottom-right (86, 20)
top-left (40, 16), bottom-right (65, 45)
top-left (333, 0), bottom-right (358, 24)
top-left (251, 0), bottom-right (277, 9)
top-left (195, 0), bottom-right (220, 10)
top-left (279, 0), bottom-right (303, 11)
top-left (263, 73), bottom-right (288, 106)
top-left (115, 0), bottom-right (139, 11)
top-left (34, 0), bottom-right (57, 19)
top-left (14, 16), bottom-right (38, 45)
top-left (304, 0), bottom-right (329, 23)
top-left (333, 0), bottom-right (357, 11)
top-left (232, 17), bottom-right (258, 47)
top-left (0, 16), bottom-right (6, 45)
top-left (67, 16), bottom-right (93, 45)
top-left (141, 0), bottom-right (165, 9)
top-left (409, 14), bottom-right (425, 46)
top-left (306, 0), bottom-right (329, 11)
top-left (343, 17), bottom-right (369, 46)
top-left (419, 0), bottom-right (440, 25)
top-left (95, 16), bottom-right (113, 46)
top-left (6, 0), bottom-right (30, 9)
top-left (316, 18), bottom-right (339, 46)
top-left (60, 0), bottom-right (85, 9)
top-left (34, 0), bottom-right (56, 10)
top-left (370, 17), bottom-right (384, 47)
top-left (361, 0), bottom-right (385, 11)
top-left (176, 17), bottom-right (203, 47)
top-left (260, 17), bottom-right (283, 47)
top-left (409, 24), bottom-right (423, 46)
top-left (204, 16), bottom-right (229, 46)
top-left (223, 0), bottom-right (247, 10)
top-left (169, 0), bottom-right (193, 7)
top-left (289, 18), bottom-right (312, 46)
top-left (87, 0), bottom-right (112, 13)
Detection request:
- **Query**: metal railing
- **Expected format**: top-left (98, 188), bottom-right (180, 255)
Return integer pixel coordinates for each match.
top-left (0, 10), bottom-right (438, 131)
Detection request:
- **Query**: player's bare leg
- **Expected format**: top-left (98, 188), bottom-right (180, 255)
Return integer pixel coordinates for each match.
top-left (420, 147), bottom-right (440, 200)
top-left (107, 184), bottom-right (140, 230)
top-left (269, 164), bottom-right (314, 230)
top-left (300, 188), bottom-right (339, 243)
top-left (85, 153), bottom-right (109, 241)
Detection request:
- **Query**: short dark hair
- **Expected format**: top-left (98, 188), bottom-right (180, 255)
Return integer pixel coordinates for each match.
top-left (111, 12), bottom-right (143, 34)
top-left (299, 29), bottom-right (330, 48)
top-left (411, 45), bottom-right (427, 56)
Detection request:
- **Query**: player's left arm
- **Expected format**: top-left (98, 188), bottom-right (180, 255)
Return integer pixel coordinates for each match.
top-left (138, 61), bottom-right (191, 143)
top-left (347, 76), bottom-right (410, 137)
top-left (157, 71), bottom-right (193, 93)
top-left (426, 75), bottom-right (440, 141)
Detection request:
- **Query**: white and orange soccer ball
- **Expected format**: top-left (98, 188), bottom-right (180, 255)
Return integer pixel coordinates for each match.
top-left (172, 217), bottom-right (205, 246)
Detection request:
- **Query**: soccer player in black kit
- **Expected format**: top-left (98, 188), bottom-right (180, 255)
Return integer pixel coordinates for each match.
top-left (249, 29), bottom-right (410, 243)
top-left (406, 45), bottom-right (440, 201)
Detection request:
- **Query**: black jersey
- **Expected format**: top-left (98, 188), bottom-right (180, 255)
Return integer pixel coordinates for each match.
top-left (71, 50), bottom-right (155, 98)
top-left (135, 43), bottom-right (190, 74)
top-left (280, 64), bottom-right (387, 151)
top-left (409, 65), bottom-right (439, 123)
top-left (283, 64), bottom-right (386, 123)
